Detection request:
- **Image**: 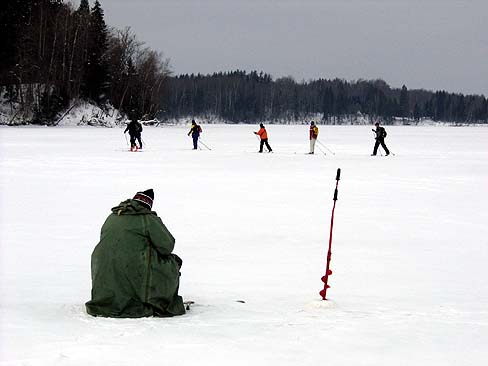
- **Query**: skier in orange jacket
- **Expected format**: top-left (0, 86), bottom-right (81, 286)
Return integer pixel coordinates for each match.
top-left (254, 123), bottom-right (273, 153)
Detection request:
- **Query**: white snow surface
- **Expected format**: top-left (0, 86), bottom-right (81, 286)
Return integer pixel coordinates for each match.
top-left (1, 125), bottom-right (487, 365)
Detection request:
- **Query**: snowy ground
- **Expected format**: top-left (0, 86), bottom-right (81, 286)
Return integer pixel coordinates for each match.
top-left (1, 124), bottom-right (487, 366)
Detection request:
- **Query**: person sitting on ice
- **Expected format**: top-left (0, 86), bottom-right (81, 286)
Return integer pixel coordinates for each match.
top-left (85, 189), bottom-right (186, 318)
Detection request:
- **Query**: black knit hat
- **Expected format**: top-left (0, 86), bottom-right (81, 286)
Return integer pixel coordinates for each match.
top-left (133, 189), bottom-right (154, 209)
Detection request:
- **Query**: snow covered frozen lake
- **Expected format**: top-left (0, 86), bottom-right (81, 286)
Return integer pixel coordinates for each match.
top-left (1, 124), bottom-right (487, 365)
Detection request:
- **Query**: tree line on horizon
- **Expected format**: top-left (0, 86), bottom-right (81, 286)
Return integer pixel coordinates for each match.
top-left (1, 0), bottom-right (487, 125)
top-left (163, 71), bottom-right (488, 124)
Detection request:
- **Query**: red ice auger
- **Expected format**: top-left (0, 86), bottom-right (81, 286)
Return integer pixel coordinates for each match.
top-left (320, 168), bottom-right (341, 300)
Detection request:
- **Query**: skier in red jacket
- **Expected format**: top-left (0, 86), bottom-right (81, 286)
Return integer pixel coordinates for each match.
top-left (309, 121), bottom-right (319, 154)
top-left (254, 123), bottom-right (273, 153)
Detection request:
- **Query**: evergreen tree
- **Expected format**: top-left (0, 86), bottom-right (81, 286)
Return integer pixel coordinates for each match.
top-left (413, 103), bottom-right (421, 121)
top-left (482, 98), bottom-right (488, 123)
top-left (0, 0), bottom-right (30, 84)
top-left (85, 0), bottom-right (109, 104)
top-left (69, 0), bottom-right (91, 99)
top-left (399, 84), bottom-right (409, 118)
top-left (424, 99), bottom-right (433, 120)
top-left (455, 95), bottom-right (466, 121)
top-left (434, 91), bottom-right (447, 121)
top-left (322, 87), bottom-right (334, 121)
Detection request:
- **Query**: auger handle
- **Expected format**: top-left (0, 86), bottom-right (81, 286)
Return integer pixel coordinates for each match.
top-left (333, 168), bottom-right (340, 201)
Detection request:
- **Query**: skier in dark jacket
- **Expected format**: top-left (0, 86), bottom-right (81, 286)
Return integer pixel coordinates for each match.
top-left (85, 189), bottom-right (185, 318)
top-left (371, 122), bottom-right (390, 156)
top-left (124, 117), bottom-right (143, 151)
top-left (187, 120), bottom-right (202, 149)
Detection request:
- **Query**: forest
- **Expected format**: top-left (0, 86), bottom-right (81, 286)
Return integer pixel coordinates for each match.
top-left (164, 71), bottom-right (488, 124)
top-left (0, 0), bottom-right (170, 124)
top-left (1, 0), bottom-right (487, 125)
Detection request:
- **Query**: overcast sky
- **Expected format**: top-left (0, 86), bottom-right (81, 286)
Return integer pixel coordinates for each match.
top-left (76, 0), bottom-right (487, 95)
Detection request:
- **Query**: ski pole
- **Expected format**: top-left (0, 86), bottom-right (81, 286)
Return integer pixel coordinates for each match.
top-left (320, 168), bottom-right (341, 301)
top-left (254, 133), bottom-right (261, 151)
top-left (198, 138), bottom-right (212, 150)
top-left (316, 144), bottom-right (327, 156)
top-left (317, 140), bottom-right (335, 155)
top-left (124, 132), bottom-right (129, 146)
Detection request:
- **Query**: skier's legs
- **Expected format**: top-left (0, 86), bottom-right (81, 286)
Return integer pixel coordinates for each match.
top-left (380, 140), bottom-right (389, 155)
top-left (310, 139), bottom-right (316, 153)
top-left (372, 140), bottom-right (380, 155)
top-left (259, 140), bottom-right (264, 152)
top-left (193, 136), bottom-right (198, 149)
top-left (130, 135), bottom-right (136, 148)
top-left (136, 135), bottom-right (142, 149)
top-left (264, 139), bottom-right (272, 152)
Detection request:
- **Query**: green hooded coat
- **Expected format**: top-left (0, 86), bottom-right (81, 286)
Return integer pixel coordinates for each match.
top-left (85, 199), bottom-right (185, 317)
